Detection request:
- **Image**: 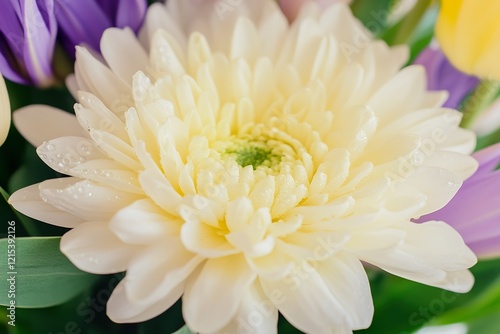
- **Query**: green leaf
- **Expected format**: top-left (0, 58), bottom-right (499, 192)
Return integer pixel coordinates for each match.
top-left (0, 237), bottom-right (98, 308)
top-left (171, 325), bottom-right (195, 334)
top-left (429, 276), bottom-right (500, 326)
top-left (351, 0), bottom-right (394, 36)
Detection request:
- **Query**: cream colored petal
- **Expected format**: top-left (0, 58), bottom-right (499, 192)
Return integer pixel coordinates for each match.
top-left (90, 129), bottom-right (142, 170)
top-left (403, 166), bottom-right (464, 217)
top-left (357, 221), bottom-right (477, 293)
top-left (74, 46), bottom-right (131, 115)
top-left (214, 280), bottom-right (278, 334)
top-left (125, 241), bottom-right (202, 302)
top-left (181, 219), bottom-right (239, 258)
top-left (70, 159), bottom-right (142, 194)
top-left (230, 17), bottom-right (259, 62)
top-left (260, 263), bottom-right (353, 333)
top-left (8, 184), bottom-right (85, 228)
top-left (0, 74), bottom-right (11, 146)
top-left (225, 197), bottom-right (254, 231)
top-left (76, 92), bottom-right (129, 142)
top-left (110, 199), bottom-right (181, 245)
top-left (65, 74), bottom-right (79, 100)
top-left (39, 177), bottom-right (140, 221)
top-left (139, 168), bottom-right (182, 215)
top-left (368, 66), bottom-right (429, 126)
top-left (60, 221), bottom-right (140, 274)
top-left (256, 2), bottom-right (288, 61)
top-left (423, 150), bottom-right (478, 180)
top-left (101, 28), bottom-right (150, 83)
top-left (13, 105), bottom-right (83, 147)
top-left (107, 279), bottom-right (183, 323)
top-left (149, 29), bottom-right (186, 78)
top-left (37, 136), bottom-right (106, 175)
top-left (139, 2), bottom-right (187, 50)
top-left (316, 253), bottom-right (373, 329)
top-left (183, 255), bottom-right (257, 333)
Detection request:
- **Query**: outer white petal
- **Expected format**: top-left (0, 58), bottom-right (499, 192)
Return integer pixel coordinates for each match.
top-left (101, 28), bottom-right (150, 83)
top-left (261, 261), bottom-right (359, 333)
top-left (110, 199), bottom-right (181, 245)
top-left (74, 46), bottom-right (131, 114)
top-left (183, 255), bottom-right (257, 333)
top-left (316, 253), bottom-right (373, 329)
top-left (60, 221), bottom-right (140, 274)
top-left (139, 2), bottom-right (187, 50)
top-left (65, 74), bottom-right (79, 100)
top-left (39, 177), bottom-right (141, 221)
top-left (0, 74), bottom-right (10, 146)
top-left (8, 184), bottom-right (85, 228)
top-left (400, 166), bottom-right (464, 217)
top-left (124, 241), bottom-right (202, 303)
top-left (213, 281), bottom-right (278, 334)
top-left (13, 106), bottom-right (83, 147)
top-left (37, 136), bottom-right (107, 175)
top-left (356, 221), bottom-right (477, 293)
top-left (107, 279), bottom-right (183, 323)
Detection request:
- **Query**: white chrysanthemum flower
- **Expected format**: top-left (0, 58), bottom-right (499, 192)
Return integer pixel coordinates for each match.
top-left (10, 1), bottom-right (478, 333)
top-left (0, 74), bottom-right (10, 146)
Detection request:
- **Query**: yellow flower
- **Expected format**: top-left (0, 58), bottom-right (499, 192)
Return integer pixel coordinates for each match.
top-left (10, 1), bottom-right (478, 333)
top-left (0, 74), bottom-right (10, 146)
top-left (436, 0), bottom-right (500, 80)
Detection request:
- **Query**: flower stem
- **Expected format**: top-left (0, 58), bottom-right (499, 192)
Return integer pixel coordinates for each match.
top-left (460, 80), bottom-right (500, 128)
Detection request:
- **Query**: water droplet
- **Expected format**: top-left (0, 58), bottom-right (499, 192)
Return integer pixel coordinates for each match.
top-left (356, 131), bottom-right (367, 141)
top-left (412, 152), bottom-right (424, 166)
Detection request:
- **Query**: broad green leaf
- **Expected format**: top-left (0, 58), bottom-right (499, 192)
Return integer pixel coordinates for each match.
top-left (429, 276), bottom-right (500, 327)
top-left (172, 325), bottom-right (196, 334)
top-left (0, 237), bottom-right (97, 308)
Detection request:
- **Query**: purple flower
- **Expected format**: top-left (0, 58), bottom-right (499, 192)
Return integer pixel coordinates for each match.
top-left (54, 0), bottom-right (147, 57)
top-left (414, 46), bottom-right (479, 109)
top-left (0, 0), bottom-right (57, 87)
top-left (418, 144), bottom-right (500, 259)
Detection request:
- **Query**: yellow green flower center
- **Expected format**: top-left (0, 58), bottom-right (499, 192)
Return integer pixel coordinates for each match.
top-left (222, 139), bottom-right (281, 170)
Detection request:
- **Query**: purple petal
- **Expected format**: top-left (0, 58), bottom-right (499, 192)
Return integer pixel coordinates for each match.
top-left (471, 143), bottom-right (500, 179)
top-left (54, 0), bottom-right (112, 56)
top-left (113, 0), bottom-right (147, 32)
top-left (0, 0), bottom-right (56, 85)
top-left (414, 47), bottom-right (479, 109)
top-left (0, 0), bottom-right (25, 65)
top-left (0, 32), bottom-right (30, 84)
top-left (21, 0), bottom-right (57, 86)
top-left (418, 143), bottom-right (500, 258)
